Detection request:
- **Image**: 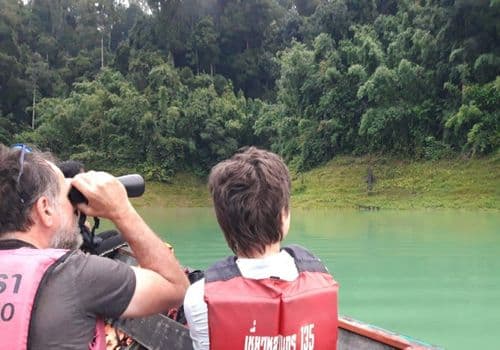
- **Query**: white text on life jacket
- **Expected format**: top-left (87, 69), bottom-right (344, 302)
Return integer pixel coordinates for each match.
top-left (243, 323), bottom-right (315, 350)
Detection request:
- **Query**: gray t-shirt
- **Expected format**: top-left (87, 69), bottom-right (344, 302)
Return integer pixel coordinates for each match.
top-left (29, 249), bottom-right (136, 349)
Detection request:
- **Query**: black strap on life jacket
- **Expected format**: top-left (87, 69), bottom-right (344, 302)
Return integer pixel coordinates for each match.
top-left (0, 239), bottom-right (36, 250)
top-left (205, 244), bottom-right (329, 283)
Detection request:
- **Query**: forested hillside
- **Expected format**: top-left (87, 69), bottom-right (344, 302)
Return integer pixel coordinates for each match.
top-left (1, 0), bottom-right (498, 179)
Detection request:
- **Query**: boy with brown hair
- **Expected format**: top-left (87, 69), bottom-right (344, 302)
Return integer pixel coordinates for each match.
top-left (184, 146), bottom-right (338, 350)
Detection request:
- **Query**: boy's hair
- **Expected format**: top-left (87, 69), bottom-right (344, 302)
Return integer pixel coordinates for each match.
top-left (58, 160), bottom-right (85, 178)
top-left (0, 145), bottom-right (59, 235)
top-left (208, 147), bottom-right (291, 257)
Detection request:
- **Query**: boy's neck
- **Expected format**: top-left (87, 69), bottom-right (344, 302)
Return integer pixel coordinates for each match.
top-left (239, 241), bottom-right (281, 259)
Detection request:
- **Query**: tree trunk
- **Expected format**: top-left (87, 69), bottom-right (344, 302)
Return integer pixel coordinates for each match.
top-left (196, 49), bottom-right (199, 74)
top-left (101, 35), bottom-right (104, 69)
top-left (32, 88), bottom-right (36, 129)
top-left (109, 25), bottom-right (113, 51)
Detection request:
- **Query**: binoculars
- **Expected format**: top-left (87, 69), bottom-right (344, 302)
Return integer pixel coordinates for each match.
top-left (68, 174), bottom-right (145, 204)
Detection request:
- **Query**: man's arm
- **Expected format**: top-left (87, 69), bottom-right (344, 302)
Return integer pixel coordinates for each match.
top-left (72, 171), bottom-right (190, 317)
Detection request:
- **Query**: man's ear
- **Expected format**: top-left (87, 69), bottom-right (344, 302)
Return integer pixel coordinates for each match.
top-left (33, 196), bottom-right (56, 228)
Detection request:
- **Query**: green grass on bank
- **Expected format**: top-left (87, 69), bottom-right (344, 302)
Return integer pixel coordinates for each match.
top-left (130, 172), bottom-right (211, 207)
top-left (291, 155), bottom-right (499, 209)
top-left (131, 155), bottom-right (500, 209)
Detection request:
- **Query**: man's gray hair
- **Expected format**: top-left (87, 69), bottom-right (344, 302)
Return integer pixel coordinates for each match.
top-left (0, 145), bottom-right (60, 235)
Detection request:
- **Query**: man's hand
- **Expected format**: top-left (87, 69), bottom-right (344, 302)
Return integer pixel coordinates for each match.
top-left (72, 170), bottom-right (189, 315)
top-left (72, 171), bottom-right (134, 221)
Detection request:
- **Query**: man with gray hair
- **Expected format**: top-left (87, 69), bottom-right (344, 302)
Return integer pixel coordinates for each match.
top-left (0, 144), bottom-right (189, 349)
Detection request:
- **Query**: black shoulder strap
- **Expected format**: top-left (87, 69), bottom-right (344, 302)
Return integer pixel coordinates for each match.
top-left (282, 244), bottom-right (330, 274)
top-left (205, 256), bottom-right (240, 283)
top-left (205, 245), bottom-right (330, 283)
top-left (27, 250), bottom-right (73, 350)
top-left (0, 239), bottom-right (36, 249)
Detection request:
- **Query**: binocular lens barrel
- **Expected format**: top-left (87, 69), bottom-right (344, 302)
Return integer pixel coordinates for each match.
top-left (68, 174), bottom-right (145, 204)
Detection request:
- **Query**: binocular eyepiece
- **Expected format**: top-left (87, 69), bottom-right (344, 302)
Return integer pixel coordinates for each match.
top-left (68, 174), bottom-right (145, 204)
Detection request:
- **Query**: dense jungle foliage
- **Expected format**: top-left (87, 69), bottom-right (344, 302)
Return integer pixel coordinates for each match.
top-left (1, 0), bottom-right (499, 179)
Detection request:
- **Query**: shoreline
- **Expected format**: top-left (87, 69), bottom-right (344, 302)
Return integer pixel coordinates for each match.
top-left (131, 155), bottom-right (499, 210)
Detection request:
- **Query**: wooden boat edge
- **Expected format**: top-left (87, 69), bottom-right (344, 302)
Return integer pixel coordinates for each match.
top-left (338, 316), bottom-right (442, 349)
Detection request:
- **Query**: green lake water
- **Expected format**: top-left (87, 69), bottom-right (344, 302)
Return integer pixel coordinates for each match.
top-left (123, 208), bottom-right (499, 349)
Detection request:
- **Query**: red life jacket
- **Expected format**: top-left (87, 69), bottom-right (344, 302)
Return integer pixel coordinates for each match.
top-left (204, 245), bottom-right (338, 350)
top-left (0, 247), bottom-right (106, 350)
